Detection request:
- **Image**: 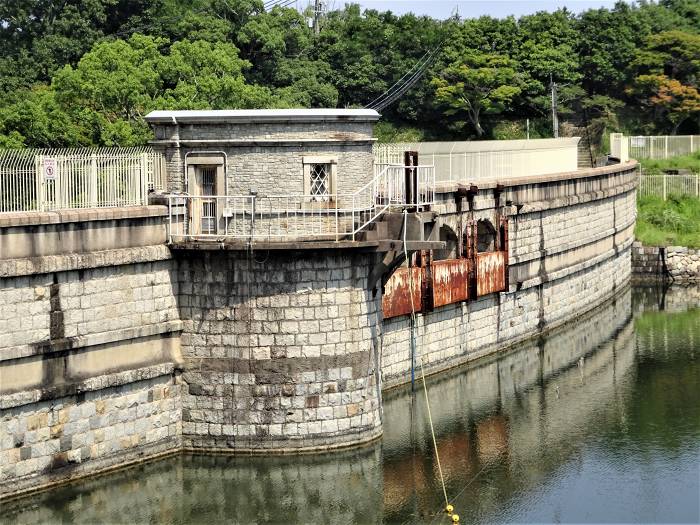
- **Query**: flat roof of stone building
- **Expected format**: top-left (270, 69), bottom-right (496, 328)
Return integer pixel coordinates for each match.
top-left (145, 109), bottom-right (381, 124)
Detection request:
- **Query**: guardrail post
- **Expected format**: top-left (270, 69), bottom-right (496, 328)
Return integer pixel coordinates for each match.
top-left (90, 153), bottom-right (98, 207)
top-left (55, 156), bottom-right (63, 210)
top-left (352, 194), bottom-right (356, 241)
top-left (335, 198), bottom-right (339, 242)
top-left (168, 196), bottom-right (172, 243)
top-left (663, 173), bottom-right (667, 200)
top-left (140, 153), bottom-right (148, 205)
top-left (249, 190), bottom-right (257, 246)
top-left (35, 154), bottom-right (44, 212)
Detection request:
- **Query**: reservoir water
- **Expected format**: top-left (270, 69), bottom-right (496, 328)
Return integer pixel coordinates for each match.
top-left (3, 284), bottom-right (699, 524)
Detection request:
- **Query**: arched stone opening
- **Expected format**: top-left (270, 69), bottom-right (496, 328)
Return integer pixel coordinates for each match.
top-left (477, 220), bottom-right (497, 253)
top-left (434, 224), bottom-right (459, 260)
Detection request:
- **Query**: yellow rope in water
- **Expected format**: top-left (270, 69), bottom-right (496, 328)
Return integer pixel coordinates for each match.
top-left (403, 210), bottom-right (457, 522)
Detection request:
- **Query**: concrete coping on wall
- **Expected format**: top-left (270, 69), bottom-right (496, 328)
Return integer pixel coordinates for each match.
top-left (0, 206), bottom-right (168, 228)
top-left (149, 138), bottom-right (378, 147)
top-left (144, 109), bottom-right (381, 124)
top-left (0, 320), bottom-right (184, 362)
top-left (432, 160), bottom-right (639, 194)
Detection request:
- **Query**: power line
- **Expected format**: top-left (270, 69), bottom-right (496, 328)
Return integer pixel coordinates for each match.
top-left (365, 50), bottom-right (434, 110)
top-left (366, 43), bottom-right (443, 112)
top-left (264, 0), bottom-right (298, 10)
top-left (366, 44), bottom-right (442, 111)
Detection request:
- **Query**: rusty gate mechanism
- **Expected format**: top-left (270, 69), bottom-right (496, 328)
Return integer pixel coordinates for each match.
top-left (418, 250), bottom-right (434, 313)
top-left (382, 210), bottom-right (509, 319)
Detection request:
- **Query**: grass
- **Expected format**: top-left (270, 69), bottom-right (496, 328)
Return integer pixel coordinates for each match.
top-left (635, 194), bottom-right (700, 248)
top-left (639, 151), bottom-right (700, 172)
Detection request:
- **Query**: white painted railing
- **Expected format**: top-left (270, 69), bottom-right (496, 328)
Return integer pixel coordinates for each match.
top-left (374, 138), bottom-right (580, 182)
top-left (167, 164), bottom-right (435, 242)
top-left (638, 167), bottom-right (700, 200)
top-left (0, 148), bottom-right (166, 213)
top-left (612, 133), bottom-right (700, 161)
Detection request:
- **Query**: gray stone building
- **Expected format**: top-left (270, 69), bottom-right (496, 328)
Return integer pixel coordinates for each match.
top-left (146, 109), bottom-right (379, 197)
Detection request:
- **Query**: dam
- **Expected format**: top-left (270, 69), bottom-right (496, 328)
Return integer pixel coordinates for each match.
top-left (0, 109), bottom-right (638, 498)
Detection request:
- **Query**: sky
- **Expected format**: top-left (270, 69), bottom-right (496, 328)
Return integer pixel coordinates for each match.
top-left (328, 1), bottom-right (626, 19)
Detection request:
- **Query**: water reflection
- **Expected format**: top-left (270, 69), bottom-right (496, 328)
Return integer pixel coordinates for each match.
top-left (3, 285), bottom-right (699, 524)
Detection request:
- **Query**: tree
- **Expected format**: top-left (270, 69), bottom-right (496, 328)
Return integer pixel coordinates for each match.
top-left (629, 30), bottom-right (699, 133)
top-left (575, 3), bottom-right (650, 96)
top-left (512, 10), bottom-right (582, 118)
top-left (0, 0), bottom-right (697, 145)
top-left (0, 86), bottom-right (88, 147)
top-left (0, 0), bottom-right (153, 92)
top-left (633, 31), bottom-right (700, 85)
top-left (158, 39), bottom-right (276, 110)
top-left (629, 75), bottom-right (700, 134)
top-left (432, 53), bottom-right (521, 137)
top-left (273, 59), bottom-right (339, 108)
top-left (41, 34), bottom-right (278, 145)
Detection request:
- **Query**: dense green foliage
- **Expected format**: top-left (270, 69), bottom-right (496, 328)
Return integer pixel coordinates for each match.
top-left (0, 0), bottom-right (698, 147)
top-left (636, 194), bottom-right (700, 247)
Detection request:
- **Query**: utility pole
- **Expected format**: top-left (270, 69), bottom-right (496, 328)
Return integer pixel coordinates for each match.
top-left (550, 73), bottom-right (559, 139)
top-left (312, 0), bottom-right (324, 35)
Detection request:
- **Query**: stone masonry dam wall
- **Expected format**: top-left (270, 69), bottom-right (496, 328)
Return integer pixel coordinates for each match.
top-left (0, 208), bottom-right (183, 497)
top-left (0, 162), bottom-right (636, 498)
top-left (382, 162), bottom-right (637, 386)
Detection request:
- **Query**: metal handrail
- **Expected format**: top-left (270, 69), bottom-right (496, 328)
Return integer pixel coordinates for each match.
top-left (168, 164), bottom-right (436, 242)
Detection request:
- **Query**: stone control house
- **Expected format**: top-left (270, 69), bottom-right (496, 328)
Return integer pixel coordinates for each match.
top-left (146, 109), bottom-right (380, 198)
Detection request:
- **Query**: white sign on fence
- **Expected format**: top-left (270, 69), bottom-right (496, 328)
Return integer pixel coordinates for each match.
top-left (43, 157), bottom-right (57, 180)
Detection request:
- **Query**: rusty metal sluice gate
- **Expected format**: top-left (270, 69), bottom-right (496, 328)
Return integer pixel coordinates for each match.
top-left (382, 216), bottom-right (508, 319)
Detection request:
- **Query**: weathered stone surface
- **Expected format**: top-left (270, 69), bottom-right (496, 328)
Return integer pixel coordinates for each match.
top-left (0, 375), bottom-right (182, 496)
top-left (177, 250), bottom-right (383, 451)
top-left (632, 243), bottom-right (700, 282)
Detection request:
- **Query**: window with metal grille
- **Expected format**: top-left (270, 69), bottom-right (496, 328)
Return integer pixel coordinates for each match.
top-left (309, 163), bottom-right (331, 202)
top-left (200, 167), bottom-right (216, 195)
